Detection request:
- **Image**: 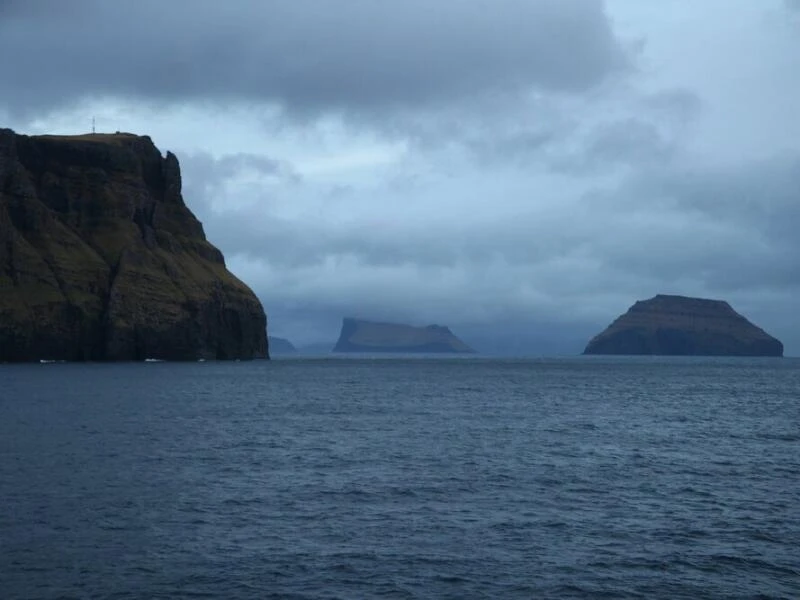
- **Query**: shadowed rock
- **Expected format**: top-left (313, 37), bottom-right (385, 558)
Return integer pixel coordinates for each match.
top-left (268, 336), bottom-right (296, 354)
top-left (584, 294), bottom-right (783, 357)
top-left (0, 129), bottom-right (268, 361)
top-left (333, 318), bottom-right (475, 353)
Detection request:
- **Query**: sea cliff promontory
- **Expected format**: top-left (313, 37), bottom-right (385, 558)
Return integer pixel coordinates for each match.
top-left (584, 294), bottom-right (782, 357)
top-left (0, 129), bottom-right (268, 361)
top-left (333, 318), bottom-right (475, 354)
top-left (268, 336), bottom-right (297, 354)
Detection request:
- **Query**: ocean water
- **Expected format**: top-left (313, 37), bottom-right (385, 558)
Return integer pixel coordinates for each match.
top-left (1, 357), bottom-right (799, 599)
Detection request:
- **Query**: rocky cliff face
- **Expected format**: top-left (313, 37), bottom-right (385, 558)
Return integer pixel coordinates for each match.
top-left (268, 336), bottom-right (296, 354)
top-left (0, 129), bottom-right (268, 361)
top-left (584, 294), bottom-right (782, 357)
top-left (333, 318), bottom-right (475, 353)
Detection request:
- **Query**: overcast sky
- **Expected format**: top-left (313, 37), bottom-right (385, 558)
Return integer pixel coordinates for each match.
top-left (2, 0), bottom-right (799, 354)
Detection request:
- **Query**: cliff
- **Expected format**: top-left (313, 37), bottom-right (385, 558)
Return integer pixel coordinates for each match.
top-left (333, 318), bottom-right (475, 353)
top-left (0, 129), bottom-right (268, 361)
top-left (268, 336), bottom-right (296, 354)
top-left (584, 294), bottom-right (783, 357)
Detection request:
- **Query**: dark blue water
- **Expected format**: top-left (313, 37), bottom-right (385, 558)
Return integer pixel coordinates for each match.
top-left (1, 357), bottom-right (799, 599)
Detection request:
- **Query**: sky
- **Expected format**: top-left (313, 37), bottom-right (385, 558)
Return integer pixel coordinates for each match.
top-left (2, 0), bottom-right (799, 354)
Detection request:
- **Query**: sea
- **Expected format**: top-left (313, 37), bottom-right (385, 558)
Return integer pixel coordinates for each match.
top-left (1, 356), bottom-right (799, 599)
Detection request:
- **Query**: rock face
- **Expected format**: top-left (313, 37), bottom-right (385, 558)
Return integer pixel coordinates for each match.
top-left (333, 318), bottom-right (475, 353)
top-left (0, 129), bottom-right (268, 361)
top-left (584, 294), bottom-right (783, 357)
top-left (268, 336), bottom-right (296, 354)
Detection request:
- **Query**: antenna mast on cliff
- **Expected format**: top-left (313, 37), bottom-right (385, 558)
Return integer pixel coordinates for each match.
top-left (92, 116), bottom-right (96, 135)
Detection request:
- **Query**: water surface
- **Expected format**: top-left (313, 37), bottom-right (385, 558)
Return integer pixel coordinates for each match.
top-left (2, 357), bottom-right (799, 598)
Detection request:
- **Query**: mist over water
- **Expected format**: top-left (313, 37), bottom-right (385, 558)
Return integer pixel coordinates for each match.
top-left (2, 358), bottom-right (799, 599)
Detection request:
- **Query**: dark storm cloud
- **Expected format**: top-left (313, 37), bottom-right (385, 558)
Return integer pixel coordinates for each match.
top-left (0, 0), bottom-right (628, 116)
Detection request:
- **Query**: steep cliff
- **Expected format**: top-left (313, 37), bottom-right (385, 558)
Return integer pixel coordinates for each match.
top-left (333, 318), bottom-right (475, 353)
top-left (0, 129), bottom-right (268, 361)
top-left (584, 294), bottom-right (782, 357)
top-left (268, 336), bottom-right (297, 354)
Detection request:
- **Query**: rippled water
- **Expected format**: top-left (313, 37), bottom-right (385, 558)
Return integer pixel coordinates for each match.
top-left (1, 357), bottom-right (799, 599)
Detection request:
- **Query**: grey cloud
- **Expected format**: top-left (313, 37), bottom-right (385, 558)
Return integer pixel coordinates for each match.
top-left (387, 86), bottom-right (702, 172)
top-left (181, 151), bottom-right (300, 210)
top-left (586, 119), bottom-right (673, 163)
top-left (184, 153), bottom-right (284, 180)
top-left (641, 90), bottom-right (703, 124)
top-left (0, 0), bottom-right (628, 117)
top-left (182, 147), bottom-right (800, 294)
top-left (646, 157), bottom-right (800, 237)
top-left (465, 129), bottom-right (564, 167)
top-left (548, 118), bottom-right (676, 174)
top-left (590, 155), bottom-right (800, 292)
top-left (183, 184), bottom-right (581, 273)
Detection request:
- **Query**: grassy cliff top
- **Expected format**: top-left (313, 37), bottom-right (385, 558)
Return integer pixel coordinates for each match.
top-left (31, 132), bottom-right (148, 145)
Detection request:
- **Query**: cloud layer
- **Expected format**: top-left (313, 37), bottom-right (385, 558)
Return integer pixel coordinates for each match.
top-left (0, 0), bottom-right (626, 116)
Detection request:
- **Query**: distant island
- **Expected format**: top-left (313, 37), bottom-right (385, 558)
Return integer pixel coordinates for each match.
top-left (584, 294), bottom-right (783, 356)
top-left (268, 336), bottom-right (297, 354)
top-left (333, 318), bottom-right (475, 354)
top-left (0, 129), bottom-right (267, 362)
